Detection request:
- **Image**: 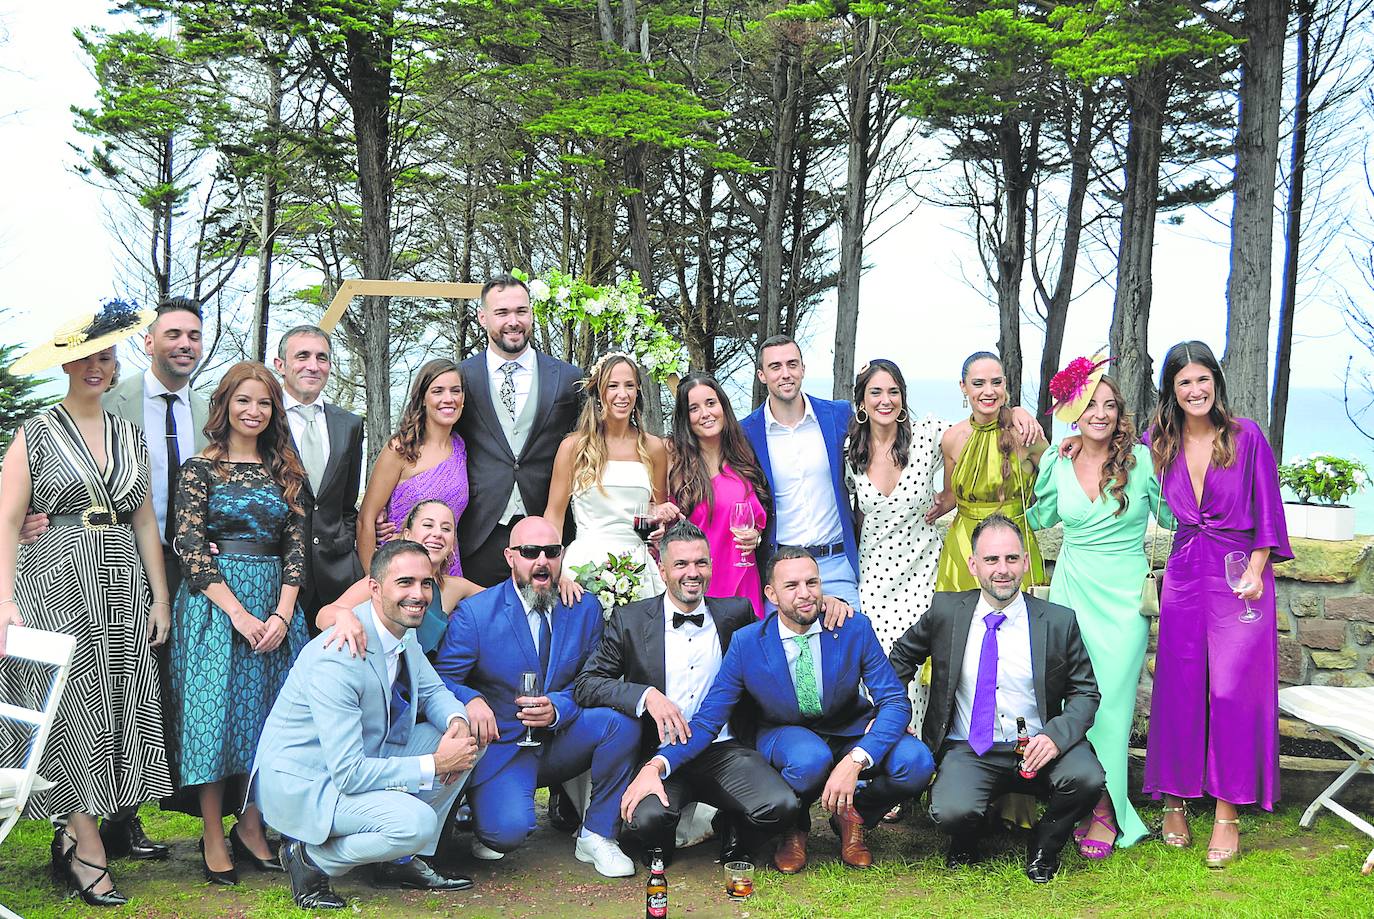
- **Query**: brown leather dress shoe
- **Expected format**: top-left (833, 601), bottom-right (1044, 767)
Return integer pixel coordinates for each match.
top-left (831, 812), bottom-right (873, 869)
top-left (772, 828), bottom-right (809, 874)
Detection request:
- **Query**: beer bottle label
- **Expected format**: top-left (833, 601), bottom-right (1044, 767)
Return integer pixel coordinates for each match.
top-left (647, 891), bottom-right (668, 917)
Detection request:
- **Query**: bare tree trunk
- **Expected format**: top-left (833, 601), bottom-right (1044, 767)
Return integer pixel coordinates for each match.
top-left (832, 15), bottom-right (876, 400)
top-left (345, 24), bottom-right (396, 465)
top-left (1223, 0), bottom-right (1290, 428)
top-left (995, 116), bottom-right (1035, 405)
top-left (1110, 66), bottom-right (1166, 425)
top-left (250, 58), bottom-right (283, 363)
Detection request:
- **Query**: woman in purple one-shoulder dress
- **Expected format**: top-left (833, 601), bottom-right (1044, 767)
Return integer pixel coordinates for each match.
top-left (1143, 341), bottom-right (1291, 869)
top-left (357, 358), bottom-right (470, 577)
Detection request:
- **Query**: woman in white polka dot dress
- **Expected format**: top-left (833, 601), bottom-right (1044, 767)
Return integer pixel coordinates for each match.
top-left (844, 360), bottom-right (944, 698)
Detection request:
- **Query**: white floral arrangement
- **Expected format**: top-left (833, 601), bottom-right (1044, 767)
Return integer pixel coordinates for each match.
top-left (569, 551), bottom-right (645, 618)
top-left (1279, 453), bottom-right (1369, 507)
top-left (513, 268), bottom-right (687, 382)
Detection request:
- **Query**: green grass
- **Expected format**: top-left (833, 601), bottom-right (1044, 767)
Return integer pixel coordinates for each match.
top-left (1, 803), bottom-right (1370, 918)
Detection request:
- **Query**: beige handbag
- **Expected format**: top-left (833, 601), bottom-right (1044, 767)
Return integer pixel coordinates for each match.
top-left (1141, 480), bottom-right (1170, 616)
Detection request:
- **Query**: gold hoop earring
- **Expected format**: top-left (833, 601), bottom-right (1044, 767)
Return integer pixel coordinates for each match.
top-left (855, 407), bottom-right (869, 424)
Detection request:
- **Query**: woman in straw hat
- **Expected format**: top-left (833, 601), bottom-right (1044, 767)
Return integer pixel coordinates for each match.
top-left (1028, 355), bottom-right (1168, 857)
top-left (0, 299), bottom-right (174, 906)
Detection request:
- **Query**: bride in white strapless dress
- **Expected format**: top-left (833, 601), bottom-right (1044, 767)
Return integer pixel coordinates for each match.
top-left (562, 460), bottom-right (666, 600)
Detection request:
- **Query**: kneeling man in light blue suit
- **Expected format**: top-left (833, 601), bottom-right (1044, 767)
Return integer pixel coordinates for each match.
top-left (252, 540), bottom-right (480, 909)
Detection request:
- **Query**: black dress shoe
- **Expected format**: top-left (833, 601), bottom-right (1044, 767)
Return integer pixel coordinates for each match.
top-left (100, 814), bottom-right (170, 861)
top-left (281, 839), bottom-right (346, 910)
top-left (548, 788), bottom-right (580, 833)
top-left (1025, 847), bottom-right (1061, 884)
top-left (945, 839), bottom-right (983, 869)
top-left (198, 838), bottom-right (239, 886)
top-left (371, 856), bottom-right (473, 891)
top-left (229, 823), bottom-right (285, 872)
top-left (716, 818), bottom-right (749, 865)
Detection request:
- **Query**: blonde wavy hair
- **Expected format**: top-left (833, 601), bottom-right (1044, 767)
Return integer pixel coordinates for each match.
top-left (571, 353), bottom-right (654, 494)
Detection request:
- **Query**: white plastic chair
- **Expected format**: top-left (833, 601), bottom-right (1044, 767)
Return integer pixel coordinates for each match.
top-left (1277, 685), bottom-right (1374, 875)
top-left (0, 625), bottom-right (77, 919)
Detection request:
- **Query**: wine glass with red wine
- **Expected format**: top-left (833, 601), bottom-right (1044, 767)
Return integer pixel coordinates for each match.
top-left (632, 500), bottom-right (657, 542)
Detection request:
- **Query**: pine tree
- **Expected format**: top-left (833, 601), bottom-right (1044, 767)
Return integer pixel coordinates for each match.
top-left (0, 336), bottom-right (57, 451)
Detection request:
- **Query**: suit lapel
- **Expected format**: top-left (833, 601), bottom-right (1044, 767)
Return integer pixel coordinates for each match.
top-left (748, 410), bottom-right (775, 492)
top-left (759, 614), bottom-right (800, 715)
top-left (520, 352), bottom-right (560, 460)
top-left (464, 357), bottom-right (517, 462)
top-left (548, 600), bottom-right (575, 683)
top-left (704, 598), bottom-right (731, 653)
top-left (642, 597), bottom-right (668, 692)
top-left (1027, 595), bottom-right (1050, 724)
top-left (312, 403), bottom-right (350, 497)
top-left (500, 581), bottom-right (541, 674)
top-left (361, 609), bottom-right (391, 702)
top-left (945, 593), bottom-right (978, 727)
top-left (818, 622), bottom-right (841, 713)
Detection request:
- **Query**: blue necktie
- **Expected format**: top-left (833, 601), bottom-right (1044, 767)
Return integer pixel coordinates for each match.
top-left (388, 654), bottom-right (411, 738)
top-left (537, 611), bottom-right (552, 683)
top-left (969, 611), bottom-right (1007, 756)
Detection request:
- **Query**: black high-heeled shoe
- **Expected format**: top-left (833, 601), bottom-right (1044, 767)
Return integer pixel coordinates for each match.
top-left (198, 837), bottom-right (240, 886)
top-left (50, 826), bottom-right (74, 882)
top-left (230, 823), bottom-right (285, 873)
top-left (63, 847), bottom-right (129, 907)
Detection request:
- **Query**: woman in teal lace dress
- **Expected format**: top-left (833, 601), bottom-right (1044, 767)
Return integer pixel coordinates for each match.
top-left (170, 362), bottom-right (309, 884)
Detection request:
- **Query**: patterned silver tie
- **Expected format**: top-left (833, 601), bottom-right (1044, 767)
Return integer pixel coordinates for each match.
top-left (296, 403), bottom-right (325, 493)
top-left (499, 361), bottom-right (519, 422)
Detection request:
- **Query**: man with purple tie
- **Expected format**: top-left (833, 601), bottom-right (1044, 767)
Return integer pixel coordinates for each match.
top-left (888, 513), bottom-right (1104, 883)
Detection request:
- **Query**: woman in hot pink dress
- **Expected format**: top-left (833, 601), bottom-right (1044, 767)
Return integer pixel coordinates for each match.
top-left (668, 374), bottom-right (769, 616)
top-left (358, 358), bottom-right (470, 576)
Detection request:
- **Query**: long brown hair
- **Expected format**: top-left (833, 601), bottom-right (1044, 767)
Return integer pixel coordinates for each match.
top-left (669, 373), bottom-right (771, 519)
top-left (961, 351), bottom-right (1019, 499)
top-left (847, 359), bottom-right (912, 472)
top-left (1148, 340), bottom-right (1238, 476)
top-left (1085, 375), bottom-right (1138, 517)
top-left (390, 358), bottom-right (462, 465)
top-left (203, 361), bottom-right (306, 513)
top-left (571, 353), bottom-right (653, 494)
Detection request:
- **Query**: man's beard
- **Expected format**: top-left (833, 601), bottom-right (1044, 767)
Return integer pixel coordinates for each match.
top-left (517, 568), bottom-right (557, 613)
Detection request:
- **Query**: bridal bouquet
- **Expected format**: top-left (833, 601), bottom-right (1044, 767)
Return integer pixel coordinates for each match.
top-left (570, 551), bottom-right (644, 617)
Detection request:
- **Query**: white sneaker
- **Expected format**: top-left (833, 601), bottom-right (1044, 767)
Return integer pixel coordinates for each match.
top-left (574, 832), bottom-right (635, 877)
top-left (471, 839), bottom-right (505, 860)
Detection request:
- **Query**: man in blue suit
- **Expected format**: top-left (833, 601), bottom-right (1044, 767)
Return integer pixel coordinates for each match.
top-left (434, 516), bottom-right (640, 876)
top-left (740, 335), bottom-right (862, 612)
top-left (252, 540), bottom-right (481, 910)
top-left (621, 547), bottom-right (935, 874)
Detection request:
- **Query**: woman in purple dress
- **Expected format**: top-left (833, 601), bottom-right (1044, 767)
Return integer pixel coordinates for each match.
top-left (358, 358), bottom-right (469, 576)
top-left (1143, 341), bottom-right (1291, 869)
top-left (668, 373), bottom-right (770, 616)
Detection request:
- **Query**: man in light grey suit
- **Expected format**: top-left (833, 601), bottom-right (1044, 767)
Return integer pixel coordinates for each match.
top-left (252, 540), bottom-right (480, 909)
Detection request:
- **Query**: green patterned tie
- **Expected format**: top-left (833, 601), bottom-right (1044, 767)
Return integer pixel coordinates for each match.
top-left (792, 635), bottom-right (822, 717)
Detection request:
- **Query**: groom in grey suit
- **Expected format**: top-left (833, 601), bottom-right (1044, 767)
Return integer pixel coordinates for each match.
top-left (253, 541), bottom-right (481, 909)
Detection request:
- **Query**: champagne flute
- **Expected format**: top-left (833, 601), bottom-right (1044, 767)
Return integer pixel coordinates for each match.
top-left (730, 502), bottom-right (757, 569)
top-left (1223, 550), bottom-right (1261, 623)
top-left (516, 670), bottom-right (542, 747)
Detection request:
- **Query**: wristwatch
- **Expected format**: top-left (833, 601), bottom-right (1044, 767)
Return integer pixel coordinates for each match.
top-left (848, 749), bottom-right (868, 769)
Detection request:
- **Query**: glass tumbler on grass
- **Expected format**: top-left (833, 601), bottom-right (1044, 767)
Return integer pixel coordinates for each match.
top-left (516, 670), bottom-right (542, 747)
top-left (723, 861), bottom-right (754, 900)
top-left (1224, 551), bottom-right (1261, 623)
top-left (730, 502), bottom-right (757, 568)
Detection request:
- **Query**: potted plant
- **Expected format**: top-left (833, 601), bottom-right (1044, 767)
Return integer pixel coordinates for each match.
top-left (1278, 453), bottom-right (1368, 541)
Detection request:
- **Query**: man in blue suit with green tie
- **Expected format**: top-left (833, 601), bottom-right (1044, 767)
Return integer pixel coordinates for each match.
top-left (620, 546), bottom-right (934, 874)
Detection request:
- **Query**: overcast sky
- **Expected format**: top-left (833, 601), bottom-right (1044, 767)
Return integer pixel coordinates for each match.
top-left (2, 0), bottom-right (1369, 397)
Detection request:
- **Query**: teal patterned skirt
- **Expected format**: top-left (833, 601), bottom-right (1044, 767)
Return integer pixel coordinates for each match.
top-left (170, 553), bottom-right (308, 788)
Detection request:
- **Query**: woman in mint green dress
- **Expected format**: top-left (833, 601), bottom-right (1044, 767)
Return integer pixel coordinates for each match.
top-left (1029, 367), bottom-right (1170, 855)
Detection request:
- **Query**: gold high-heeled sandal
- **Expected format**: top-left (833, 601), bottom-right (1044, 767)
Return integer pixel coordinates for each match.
top-left (1204, 817), bottom-right (1241, 869)
top-left (1161, 805), bottom-right (1191, 848)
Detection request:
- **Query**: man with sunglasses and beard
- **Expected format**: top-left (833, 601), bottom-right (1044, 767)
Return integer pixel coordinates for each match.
top-left (433, 516), bottom-right (640, 876)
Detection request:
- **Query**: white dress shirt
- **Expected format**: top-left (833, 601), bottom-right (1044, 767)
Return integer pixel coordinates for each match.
top-left (638, 596), bottom-right (730, 743)
top-left (511, 584), bottom-right (560, 726)
top-left (764, 396), bottom-right (843, 547)
top-left (283, 389), bottom-right (332, 471)
top-left (949, 592), bottom-right (1044, 744)
top-left (487, 346), bottom-right (537, 522)
top-left (778, 617), bottom-right (872, 767)
top-left (142, 370), bottom-right (197, 545)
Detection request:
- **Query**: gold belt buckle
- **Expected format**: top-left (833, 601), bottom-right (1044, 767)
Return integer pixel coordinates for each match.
top-left (81, 506), bottom-right (114, 529)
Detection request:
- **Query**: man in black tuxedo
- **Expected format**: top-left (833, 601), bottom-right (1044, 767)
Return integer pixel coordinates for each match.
top-left (574, 521), bottom-right (800, 864)
top-left (889, 513), bottom-right (1104, 884)
top-left (274, 324), bottom-right (365, 627)
top-left (455, 274), bottom-right (582, 587)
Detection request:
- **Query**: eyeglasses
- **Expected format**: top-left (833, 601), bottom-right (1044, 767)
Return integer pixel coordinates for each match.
top-left (513, 544), bottom-right (563, 560)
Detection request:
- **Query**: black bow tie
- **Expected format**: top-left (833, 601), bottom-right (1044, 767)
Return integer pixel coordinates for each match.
top-left (672, 612), bottom-right (705, 629)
